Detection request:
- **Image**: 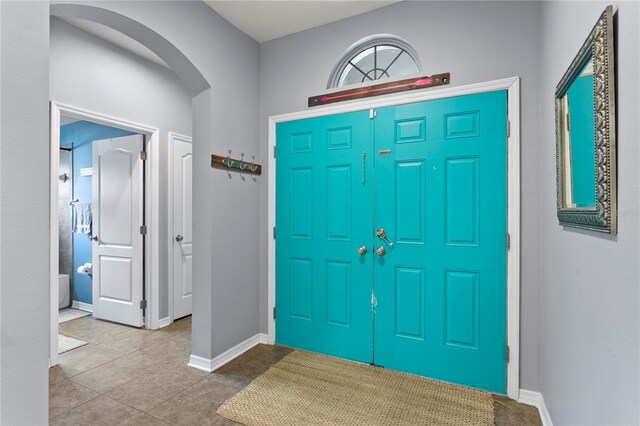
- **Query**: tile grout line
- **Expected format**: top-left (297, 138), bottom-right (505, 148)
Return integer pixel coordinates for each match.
top-left (52, 394), bottom-right (161, 424)
top-left (61, 343), bottom-right (129, 379)
top-left (69, 364), bottom-right (150, 394)
top-left (49, 380), bottom-right (102, 421)
top-left (62, 332), bottom-right (172, 382)
top-left (58, 317), bottom-right (148, 352)
top-left (52, 317), bottom-right (194, 423)
top-left (100, 395), bottom-right (168, 423)
top-left (106, 372), bottom-right (208, 417)
top-left (52, 364), bottom-right (182, 423)
top-left (150, 370), bottom-right (213, 408)
top-left (55, 337), bottom-right (166, 408)
top-left (132, 370), bottom-right (217, 425)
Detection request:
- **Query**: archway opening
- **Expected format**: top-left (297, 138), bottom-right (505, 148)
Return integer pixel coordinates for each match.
top-left (49, 3), bottom-right (215, 367)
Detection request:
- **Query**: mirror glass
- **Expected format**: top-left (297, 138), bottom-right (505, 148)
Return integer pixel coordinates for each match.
top-left (558, 56), bottom-right (596, 209)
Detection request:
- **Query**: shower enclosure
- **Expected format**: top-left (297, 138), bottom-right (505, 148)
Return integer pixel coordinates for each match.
top-left (59, 147), bottom-right (73, 307)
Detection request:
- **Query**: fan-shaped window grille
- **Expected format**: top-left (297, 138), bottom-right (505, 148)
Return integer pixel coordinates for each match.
top-left (327, 35), bottom-right (422, 89)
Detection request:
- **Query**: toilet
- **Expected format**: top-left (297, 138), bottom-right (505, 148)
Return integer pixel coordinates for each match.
top-left (58, 274), bottom-right (70, 309)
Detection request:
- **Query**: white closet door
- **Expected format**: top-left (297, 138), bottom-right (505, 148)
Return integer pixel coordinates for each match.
top-left (92, 134), bottom-right (144, 327)
top-left (172, 137), bottom-right (193, 319)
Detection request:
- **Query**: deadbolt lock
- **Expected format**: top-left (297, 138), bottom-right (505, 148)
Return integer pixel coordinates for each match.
top-left (376, 228), bottom-right (394, 247)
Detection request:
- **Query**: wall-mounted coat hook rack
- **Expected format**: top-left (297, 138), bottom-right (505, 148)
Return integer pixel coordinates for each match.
top-left (211, 151), bottom-right (262, 176)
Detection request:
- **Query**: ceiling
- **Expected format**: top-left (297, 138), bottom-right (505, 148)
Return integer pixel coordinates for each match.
top-left (203, 1), bottom-right (400, 43)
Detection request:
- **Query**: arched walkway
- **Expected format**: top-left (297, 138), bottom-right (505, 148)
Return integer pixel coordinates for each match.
top-left (50, 2), bottom-right (217, 364)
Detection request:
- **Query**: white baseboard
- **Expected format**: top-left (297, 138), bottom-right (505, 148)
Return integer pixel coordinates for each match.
top-left (158, 317), bottom-right (172, 328)
top-left (188, 333), bottom-right (268, 373)
top-left (519, 389), bottom-right (552, 426)
top-left (71, 301), bottom-right (93, 313)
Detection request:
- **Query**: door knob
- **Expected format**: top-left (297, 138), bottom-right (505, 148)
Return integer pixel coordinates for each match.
top-left (90, 235), bottom-right (98, 241)
top-left (175, 235), bottom-right (184, 242)
top-left (357, 246), bottom-right (367, 255)
top-left (376, 228), bottom-right (394, 247)
top-left (376, 246), bottom-right (386, 256)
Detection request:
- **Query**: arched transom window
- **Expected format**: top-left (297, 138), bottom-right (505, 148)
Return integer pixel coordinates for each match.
top-left (327, 34), bottom-right (422, 89)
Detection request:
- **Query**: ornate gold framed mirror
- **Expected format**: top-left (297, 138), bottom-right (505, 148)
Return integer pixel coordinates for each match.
top-left (556, 5), bottom-right (616, 234)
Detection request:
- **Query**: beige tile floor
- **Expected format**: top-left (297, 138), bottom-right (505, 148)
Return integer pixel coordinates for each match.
top-left (50, 316), bottom-right (541, 425)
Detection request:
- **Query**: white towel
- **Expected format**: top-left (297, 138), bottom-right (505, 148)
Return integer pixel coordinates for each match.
top-left (73, 202), bottom-right (92, 234)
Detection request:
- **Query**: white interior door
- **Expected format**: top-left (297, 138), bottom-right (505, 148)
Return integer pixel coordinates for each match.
top-left (172, 137), bottom-right (193, 319)
top-left (92, 134), bottom-right (144, 327)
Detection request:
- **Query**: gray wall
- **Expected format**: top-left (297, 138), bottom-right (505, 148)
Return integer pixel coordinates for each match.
top-left (50, 17), bottom-right (193, 320)
top-left (539, 2), bottom-right (640, 424)
top-left (259, 0), bottom-right (542, 391)
top-left (0, 1), bottom-right (50, 424)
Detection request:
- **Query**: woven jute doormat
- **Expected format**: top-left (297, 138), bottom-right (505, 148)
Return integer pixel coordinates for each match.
top-left (217, 350), bottom-right (494, 426)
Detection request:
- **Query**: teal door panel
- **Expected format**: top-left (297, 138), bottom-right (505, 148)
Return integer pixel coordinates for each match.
top-left (276, 111), bottom-right (374, 363)
top-left (276, 91), bottom-right (508, 393)
top-left (373, 91), bottom-right (508, 394)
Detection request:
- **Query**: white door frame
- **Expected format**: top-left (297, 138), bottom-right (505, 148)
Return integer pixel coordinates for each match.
top-left (50, 101), bottom-right (162, 366)
top-left (167, 132), bottom-right (193, 324)
top-left (267, 76), bottom-right (521, 399)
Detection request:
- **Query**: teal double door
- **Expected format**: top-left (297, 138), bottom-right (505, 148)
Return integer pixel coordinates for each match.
top-left (276, 91), bottom-right (508, 393)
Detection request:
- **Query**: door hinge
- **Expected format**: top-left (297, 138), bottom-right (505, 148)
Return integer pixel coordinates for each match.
top-left (506, 345), bottom-right (510, 363)
top-left (507, 233), bottom-right (511, 251)
top-left (369, 109), bottom-right (376, 119)
top-left (273, 226), bottom-right (276, 239)
top-left (140, 225), bottom-right (147, 235)
top-left (273, 146), bottom-right (276, 158)
top-left (273, 306), bottom-right (276, 320)
top-left (507, 120), bottom-right (511, 138)
top-left (140, 300), bottom-right (147, 310)
top-left (140, 151), bottom-right (147, 161)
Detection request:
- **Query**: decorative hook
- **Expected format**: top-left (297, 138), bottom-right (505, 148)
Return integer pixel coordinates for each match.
top-left (226, 150), bottom-right (232, 168)
top-left (240, 153), bottom-right (246, 180)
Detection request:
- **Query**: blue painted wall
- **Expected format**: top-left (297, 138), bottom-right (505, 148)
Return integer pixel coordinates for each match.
top-left (61, 121), bottom-right (136, 304)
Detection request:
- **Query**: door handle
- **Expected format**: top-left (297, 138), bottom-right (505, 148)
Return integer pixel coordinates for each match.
top-left (376, 228), bottom-right (394, 247)
top-left (376, 246), bottom-right (386, 256)
top-left (357, 246), bottom-right (367, 255)
top-left (175, 235), bottom-right (184, 242)
top-left (89, 235), bottom-right (98, 241)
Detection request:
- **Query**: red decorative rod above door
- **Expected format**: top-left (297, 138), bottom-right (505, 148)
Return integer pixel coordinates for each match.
top-left (308, 73), bottom-right (450, 107)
